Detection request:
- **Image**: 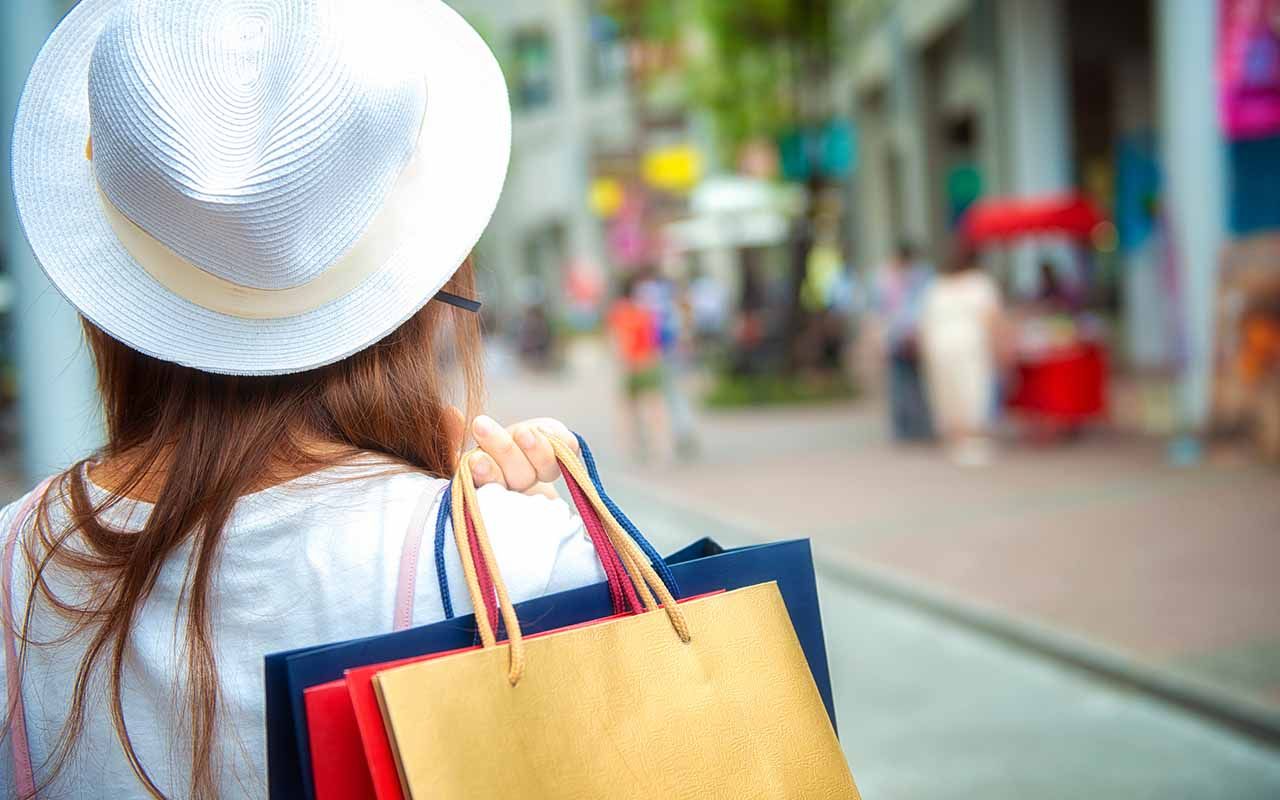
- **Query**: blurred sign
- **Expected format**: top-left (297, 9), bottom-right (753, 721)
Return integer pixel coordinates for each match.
top-left (1219, 0), bottom-right (1280, 140)
top-left (946, 163), bottom-right (983, 226)
top-left (642, 144), bottom-right (703, 194)
top-left (1115, 133), bottom-right (1160, 251)
top-left (821, 120), bottom-right (857, 179)
top-left (778, 120), bottom-right (857, 182)
top-left (589, 177), bottom-right (625, 219)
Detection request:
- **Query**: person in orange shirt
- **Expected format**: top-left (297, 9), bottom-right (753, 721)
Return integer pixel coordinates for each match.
top-left (607, 274), bottom-right (669, 461)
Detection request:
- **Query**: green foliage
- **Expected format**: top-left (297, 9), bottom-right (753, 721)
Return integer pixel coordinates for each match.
top-left (600, 0), bottom-right (684, 40)
top-left (704, 370), bottom-right (858, 409)
top-left (605, 0), bottom-right (844, 158)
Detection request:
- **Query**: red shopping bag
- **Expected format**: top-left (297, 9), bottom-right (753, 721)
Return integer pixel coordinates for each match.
top-left (304, 678), bottom-right (376, 800)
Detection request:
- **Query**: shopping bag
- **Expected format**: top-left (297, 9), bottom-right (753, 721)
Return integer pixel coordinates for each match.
top-left (303, 676), bottom-right (376, 799)
top-left (660, 535), bottom-right (837, 730)
top-left (266, 446), bottom-right (839, 798)
top-left (303, 456), bottom-right (647, 800)
top-left (373, 438), bottom-right (859, 799)
top-left (266, 537), bottom-right (836, 800)
top-left (429, 433), bottom-right (836, 728)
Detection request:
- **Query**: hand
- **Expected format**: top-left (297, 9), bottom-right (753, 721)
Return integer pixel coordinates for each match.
top-left (468, 415), bottom-right (581, 499)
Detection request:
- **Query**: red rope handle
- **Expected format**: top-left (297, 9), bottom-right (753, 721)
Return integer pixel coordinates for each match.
top-left (563, 466), bottom-right (642, 614)
top-left (463, 510), bottom-right (500, 637)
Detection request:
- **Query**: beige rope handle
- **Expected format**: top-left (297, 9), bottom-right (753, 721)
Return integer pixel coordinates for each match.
top-left (545, 437), bottom-right (689, 640)
top-left (449, 438), bottom-right (691, 685)
top-left (451, 456), bottom-right (524, 678)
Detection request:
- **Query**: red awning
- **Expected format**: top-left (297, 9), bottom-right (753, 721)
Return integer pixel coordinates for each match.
top-left (960, 194), bottom-right (1107, 245)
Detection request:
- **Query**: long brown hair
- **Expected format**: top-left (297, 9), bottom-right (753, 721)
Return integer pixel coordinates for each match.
top-left (6, 261), bottom-right (484, 799)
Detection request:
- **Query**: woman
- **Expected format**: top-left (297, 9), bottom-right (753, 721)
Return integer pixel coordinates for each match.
top-left (920, 243), bottom-right (1005, 465)
top-left (4, 1), bottom-right (605, 797)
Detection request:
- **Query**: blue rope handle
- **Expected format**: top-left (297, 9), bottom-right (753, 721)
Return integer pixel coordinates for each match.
top-left (433, 486), bottom-right (455, 619)
top-left (574, 433), bottom-right (680, 597)
top-left (431, 433), bottom-right (681, 620)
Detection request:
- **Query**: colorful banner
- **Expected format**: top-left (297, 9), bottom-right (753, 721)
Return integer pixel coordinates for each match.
top-left (1219, 0), bottom-right (1280, 140)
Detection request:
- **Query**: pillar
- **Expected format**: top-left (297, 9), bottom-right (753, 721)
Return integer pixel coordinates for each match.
top-left (1156, 0), bottom-right (1226, 431)
top-left (2, 0), bottom-right (104, 481)
top-left (997, 0), bottom-right (1074, 294)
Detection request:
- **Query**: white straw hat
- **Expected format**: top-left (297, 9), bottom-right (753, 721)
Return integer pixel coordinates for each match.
top-left (12, 0), bottom-right (511, 375)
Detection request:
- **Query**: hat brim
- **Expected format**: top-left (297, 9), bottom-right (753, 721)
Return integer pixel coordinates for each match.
top-left (12, 0), bottom-right (511, 376)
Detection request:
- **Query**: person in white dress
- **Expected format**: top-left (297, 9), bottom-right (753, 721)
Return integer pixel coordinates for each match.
top-left (920, 245), bottom-right (1005, 465)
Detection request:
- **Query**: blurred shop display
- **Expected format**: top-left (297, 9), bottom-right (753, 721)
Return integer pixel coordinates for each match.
top-left (1224, 0), bottom-right (1280, 235)
top-left (1213, 235), bottom-right (1280, 461)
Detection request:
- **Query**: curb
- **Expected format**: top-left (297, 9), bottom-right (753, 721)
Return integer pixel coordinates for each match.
top-left (608, 475), bottom-right (1280, 751)
top-left (812, 544), bottom-right (1280, 750)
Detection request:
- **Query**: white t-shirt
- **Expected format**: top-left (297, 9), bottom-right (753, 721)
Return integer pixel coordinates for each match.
top-left (0, 464), bottom-right (605, 798)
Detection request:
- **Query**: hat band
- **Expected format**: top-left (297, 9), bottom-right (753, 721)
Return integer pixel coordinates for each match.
top-left (94, 144), bottom-right (432, 321)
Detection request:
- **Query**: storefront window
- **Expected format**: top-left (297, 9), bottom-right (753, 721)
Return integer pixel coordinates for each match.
top-left (511, 28), bottom-right (554, 110)
top-left (588, 3), bottom-right (626, 91)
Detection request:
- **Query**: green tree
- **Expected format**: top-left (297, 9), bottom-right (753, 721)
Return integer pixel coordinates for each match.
top-left (606, 0), bottom-right (841, 157)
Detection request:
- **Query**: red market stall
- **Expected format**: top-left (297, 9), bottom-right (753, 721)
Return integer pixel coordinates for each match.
top-left (960, 194), bottom-right (1111, 427)
top-left (960, 194), bottom-right (1107, 245)
top-left (1006, 340), bottom-right (1108, 423)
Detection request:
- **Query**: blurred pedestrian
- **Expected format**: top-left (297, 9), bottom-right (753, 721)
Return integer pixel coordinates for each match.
top-left (637, 270), bottom-right (699, 459)
top-left (1035, 259), bottom-right (1080, 314)
top-left (516, 302), bottom-right (557, 371)
top-left (607, 275), bottom-right (668, 461)
top-left (872, 242), bottom-right (935, 441)
top-left (2, 1), bottom-right (614, 795)
top-left (689, 265), bottom-right (730, 352)
top-left (920, 242), bottom-right (1005, 465)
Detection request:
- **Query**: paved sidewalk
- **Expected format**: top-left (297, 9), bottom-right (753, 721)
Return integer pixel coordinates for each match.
top-left (486, 339), bottom-right (1280, 721)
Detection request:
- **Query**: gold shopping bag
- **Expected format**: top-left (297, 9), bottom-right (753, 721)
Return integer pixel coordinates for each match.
top-left (373, 439), bottom-right (860, 800)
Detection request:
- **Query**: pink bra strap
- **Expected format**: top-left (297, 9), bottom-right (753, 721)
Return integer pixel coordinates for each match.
top-left (4, 477), bottom-right (57, 800)
top-left (392, 482), bottom-right (448, 632)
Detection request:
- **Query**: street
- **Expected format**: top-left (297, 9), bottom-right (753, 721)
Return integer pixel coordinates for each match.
top-left (487, 340), bottom-right (1280, 798)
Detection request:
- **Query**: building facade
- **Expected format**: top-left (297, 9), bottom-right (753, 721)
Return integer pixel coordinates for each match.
top-left (448, 0), bottom-right (634, 324)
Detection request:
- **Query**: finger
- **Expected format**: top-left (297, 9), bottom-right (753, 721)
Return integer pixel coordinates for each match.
top-left (511, 422), bottom-right (560, 484)
top-left (473, 415), bottom-right (537, 492)
top-left (469, 452), bottom-right (504, 488)
top-left (531, 418), bottom-right (580, 455)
